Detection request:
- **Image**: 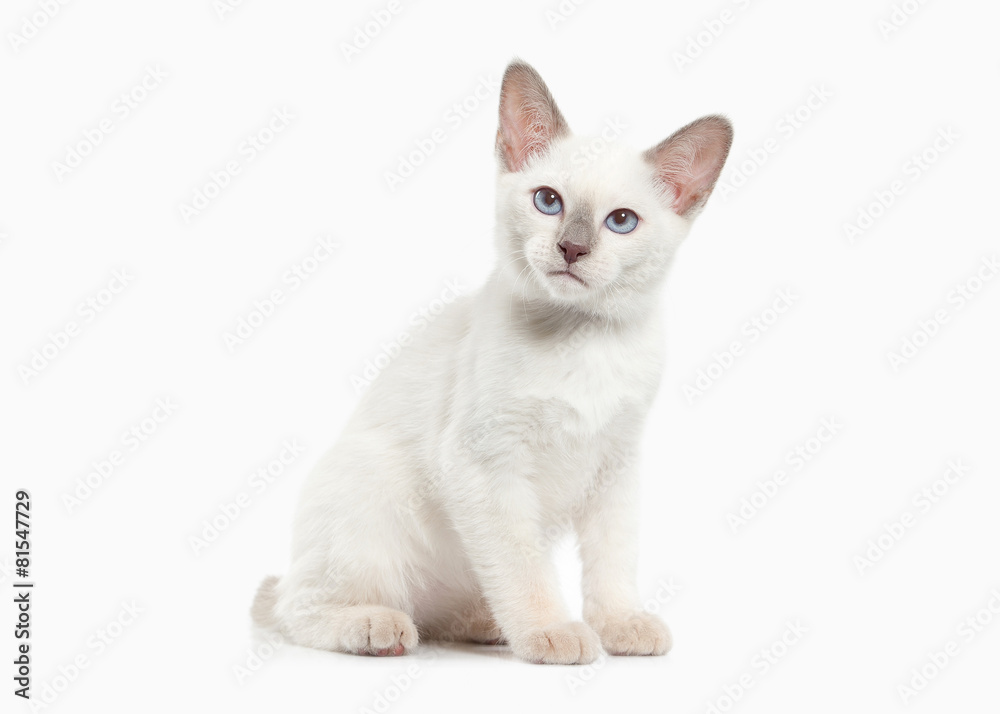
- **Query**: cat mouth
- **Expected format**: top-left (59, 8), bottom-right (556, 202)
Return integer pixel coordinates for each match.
top-left (548, 270), bottom-right (587, 286)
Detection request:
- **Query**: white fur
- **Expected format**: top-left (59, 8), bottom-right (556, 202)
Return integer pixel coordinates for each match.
top-left (252, 61), bottom-right (731, 664)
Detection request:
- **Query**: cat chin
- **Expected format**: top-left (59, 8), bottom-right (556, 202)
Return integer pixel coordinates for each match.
top-left (546, 269), bottom-right (588, 288)
top-left (531, 264), bottom-right (596, 302)
top-left (515, 260), bottom-right (640, 320)
top-left (537, 278), bottom-right (613, 315)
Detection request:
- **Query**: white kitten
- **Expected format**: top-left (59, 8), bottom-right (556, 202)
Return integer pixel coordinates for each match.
top-left (252, 60), bottom-right (732, 664)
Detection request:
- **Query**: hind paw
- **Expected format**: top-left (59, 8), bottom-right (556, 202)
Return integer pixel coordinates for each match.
top-left (341, 606), bottom-right (418, 656)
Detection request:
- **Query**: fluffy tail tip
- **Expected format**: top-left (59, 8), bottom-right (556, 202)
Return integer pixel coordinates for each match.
top-left (251, 575), bottom-right (281, 629)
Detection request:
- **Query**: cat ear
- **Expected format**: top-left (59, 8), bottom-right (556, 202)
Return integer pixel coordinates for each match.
top-left (644, 115), bottom-right (733, 217)
top-left (496, 60), bottom-right (570, 172)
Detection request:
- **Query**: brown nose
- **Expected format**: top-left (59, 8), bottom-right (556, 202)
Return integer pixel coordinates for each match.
top-left (558, 241), bottom-right (588, 264)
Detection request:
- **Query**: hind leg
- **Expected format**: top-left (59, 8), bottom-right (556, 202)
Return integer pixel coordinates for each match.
top-left (272, 578), bottom-right (419, 656)
top-left (288, 599), bottom-right (418, 656)
top-left (272, 509), bottom-right (423, 656)
top-left (266, 434), bottom-right (450, 655)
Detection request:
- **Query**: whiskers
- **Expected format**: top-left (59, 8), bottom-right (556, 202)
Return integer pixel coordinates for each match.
top-left (508, 263), bottom-right (533, 323)
top-left (499, 249), bottom-right (533, 324)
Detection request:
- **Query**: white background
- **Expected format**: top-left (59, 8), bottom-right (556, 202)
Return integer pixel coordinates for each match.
top-left (2, 0), bottom-right (999, 712)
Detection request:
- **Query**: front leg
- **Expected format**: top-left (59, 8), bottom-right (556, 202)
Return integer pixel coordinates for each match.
top-left (443, 456), bottom-right (602, 664)
top-left (574, 458), bottom-right (672, 656)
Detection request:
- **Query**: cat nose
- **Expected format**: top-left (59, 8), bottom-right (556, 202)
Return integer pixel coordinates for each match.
top-left (558, 241), bottom-right (589, 264)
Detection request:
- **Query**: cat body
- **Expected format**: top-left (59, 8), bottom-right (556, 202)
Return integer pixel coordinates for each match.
top-left (253, 61), bottom-right (732, 664)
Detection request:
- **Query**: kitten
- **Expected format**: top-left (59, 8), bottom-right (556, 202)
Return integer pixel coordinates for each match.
top-left (252, 60), bottom-right (732, 664)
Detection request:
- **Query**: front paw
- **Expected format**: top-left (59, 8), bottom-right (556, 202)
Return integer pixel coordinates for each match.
top-left (510, 621), bottom-right (603, 664)
top-left (590, 611), bottom-right (672, 656)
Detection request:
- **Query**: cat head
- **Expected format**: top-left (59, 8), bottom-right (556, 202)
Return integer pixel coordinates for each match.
top-left (494, 60), bottom-right (732, 323)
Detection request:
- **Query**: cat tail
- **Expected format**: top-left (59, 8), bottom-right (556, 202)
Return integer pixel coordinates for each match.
top-left (251, 575), bottom-right (282, 629)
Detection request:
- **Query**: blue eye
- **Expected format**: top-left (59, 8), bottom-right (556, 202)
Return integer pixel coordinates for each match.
top-left (533, 187), bottom-right (562, 215)
top-left (605, 209), bottom-right (638, 234)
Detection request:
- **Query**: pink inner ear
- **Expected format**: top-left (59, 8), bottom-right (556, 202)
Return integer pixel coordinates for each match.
top-left (497, 63), bottom-right (568, 172)
top-left (499, 95), bottom-right (558, 172)
top-left (647, 116), bottom-right (733, 217)
top-left (668, 161), bottom-right (715, 215)
top-left (500, 104), bottom-right (550, 172)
